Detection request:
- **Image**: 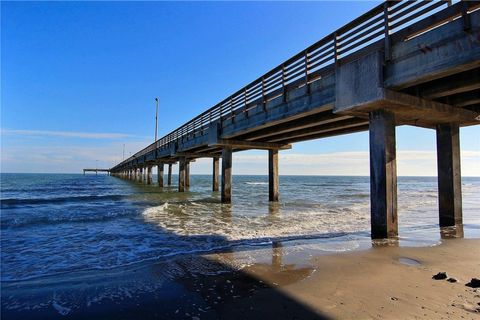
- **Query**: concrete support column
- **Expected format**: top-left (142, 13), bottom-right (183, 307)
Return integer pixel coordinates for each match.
top-left (168, 164), bottom-right (173, 186)
top-left (269, 149), bottom-right (279, 202)
top-left (212, 157), bottom-right (219, 192)
top-left (436, 123), bottom-right (462, 227)
top-left (158, 163), bottom-right (164, 187)
top-left (147, 165), bottom-right (153, 185)
top-left (369, 109), bottom-right (398, 239)
top-left (178, 158), bottom-right (186, 192)
top-left (185, 160), bottom-right (190, 189)
top-left (139, 168), bottom-right (144, 183)
top-left (134, 168), bottom-right (138, 181)
top-left (221, 147), bottom-right (232, 203)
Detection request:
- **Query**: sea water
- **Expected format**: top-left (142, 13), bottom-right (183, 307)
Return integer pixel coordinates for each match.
top-left (1, 173), bottom-right (479, 283)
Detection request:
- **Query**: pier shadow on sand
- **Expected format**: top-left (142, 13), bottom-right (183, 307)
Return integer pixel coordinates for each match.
top-left (1, 229), bottom-right (334, 319)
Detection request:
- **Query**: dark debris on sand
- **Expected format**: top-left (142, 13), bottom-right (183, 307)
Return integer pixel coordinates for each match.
top-left (466, 278), bottom-right (480, 288)
top-left (432, 272), bottom-right (448, 280)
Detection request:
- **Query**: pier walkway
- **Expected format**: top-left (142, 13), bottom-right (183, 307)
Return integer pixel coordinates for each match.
top-left (110, 1), bottom-right (480, 239)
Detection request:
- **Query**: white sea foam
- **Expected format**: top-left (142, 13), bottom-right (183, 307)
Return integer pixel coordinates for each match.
top-left (141, 201), bottom-right (370, 242)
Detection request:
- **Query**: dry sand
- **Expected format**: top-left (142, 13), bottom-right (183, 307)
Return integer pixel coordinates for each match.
top-left (208, 238), bottom-right (480, 319)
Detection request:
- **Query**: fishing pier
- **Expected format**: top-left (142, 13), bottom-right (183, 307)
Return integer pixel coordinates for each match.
top-left (109, 1), bottom-right (480, 239)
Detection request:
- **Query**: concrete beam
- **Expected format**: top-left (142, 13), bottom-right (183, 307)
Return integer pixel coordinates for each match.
top-left (385, 9), bottom-right (480, 89)
top-left (173, 152), bottom-right (221, 159)
top-left (441, 89), bottom-right (480, 108)
top-left (210, 138), bottom-right (291, 150)
top-left (268, 118), bottom-right (369, 143)
top-left (240, 112), bottom-right (352, 141)
top-left (221, 147), bottom-right (232, 203)
top-left (273, 124), bottom-right (369, 145)
top-left (337, 87), bottom-right (480, 127)
top-left (369, 109), bottom-right (398, 239)
top-left (436, 123), bottom-right (463, 227)
top-left (417, 69), bottom-right (480, 99)
top-left (268, 150), bottom-right (279, 202)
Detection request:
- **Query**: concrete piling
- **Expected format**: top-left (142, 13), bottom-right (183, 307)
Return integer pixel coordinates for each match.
top-left (158, 163), bottom-right (164, 187)
top-left (221, 147), bottom-right (232, 203)
top-left (147, 166), bottom-right (152, 185)
top-left (178, 158), bottom-right (186, 192)
top-left (212, 157), bottom-right (219, 192)
top-left (268, 149), bottom-right (279, 202)
top-left (436, 123), bottom-right (463, 227)
top-left (185, 160), bottom-right (190, 189)
top-left (369, 109), bottom-right (398, 239)
top-left (168, 164), bottom-right (173, 186)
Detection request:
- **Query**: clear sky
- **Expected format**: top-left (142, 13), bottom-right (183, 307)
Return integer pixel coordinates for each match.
top-left (1, 1), bottom-right (479, 175)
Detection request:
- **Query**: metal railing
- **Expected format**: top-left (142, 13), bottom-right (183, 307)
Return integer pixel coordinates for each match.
top-left (113, 0), bottom-right (475, 170)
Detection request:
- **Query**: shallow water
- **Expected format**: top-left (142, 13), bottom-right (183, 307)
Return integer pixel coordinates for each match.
top-left (1, 173), bottom-right (479, 284)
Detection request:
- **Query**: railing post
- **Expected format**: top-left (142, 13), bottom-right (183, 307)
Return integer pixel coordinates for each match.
top-left (384, 1), bottom-right (391, 62)
top-left (334, 32), bottom-right (339, 65)
top-left (244, 87), bottom-right (248, 118)
top-left (282, 64), bottom-right (286, 103)
top-left (304, 50), bottom-right (310, 95)
top-left (461, 0), bottom-right (471, 31)
top-left (230, 97), bottom-right (234, 123)
top-left (261, 76), bottom-right (266, 112)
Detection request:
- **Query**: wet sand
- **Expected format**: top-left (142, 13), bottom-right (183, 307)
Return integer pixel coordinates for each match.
top-left (217, 238), bottom-right (480, 319)
top-left (2, 238), bottom-right (479, 319)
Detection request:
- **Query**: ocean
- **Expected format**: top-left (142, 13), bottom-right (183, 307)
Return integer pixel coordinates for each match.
top-left (1, 173), bottom-right (479, 317)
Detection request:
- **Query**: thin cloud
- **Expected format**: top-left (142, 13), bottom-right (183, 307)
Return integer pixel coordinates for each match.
top-left (1, 129), bottom-right (132, 140)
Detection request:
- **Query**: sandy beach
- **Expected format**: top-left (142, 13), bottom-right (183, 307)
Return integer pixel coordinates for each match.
top-left (217, 238), bottom-right (480, 319)
top-left (3, 236), bottom-right (479, 319)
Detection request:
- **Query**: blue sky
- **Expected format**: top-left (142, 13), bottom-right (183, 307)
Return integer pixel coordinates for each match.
top-left (1, 1), bottom-right (479, 175)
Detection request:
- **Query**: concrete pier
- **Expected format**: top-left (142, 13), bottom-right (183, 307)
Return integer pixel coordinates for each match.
top-left (221, 147), bottom-right (232, 203)
top-left (212, 157), bottom-right (219, 192)
top-left (369, 110), bottom-right (398, 239)
top-left (436, 123), bottom-right (463, 227)
top-left (268, 149), bottom-right (279, 202)
top-left (158, 163), bottom-right (164, 187)
top-left (109, 1), bottom-right (479, 239)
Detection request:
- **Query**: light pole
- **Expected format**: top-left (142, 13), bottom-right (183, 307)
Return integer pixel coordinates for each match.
top-left (123, 144), bottom-right (125, 161)
top-left (154, 98), bottom-right (159, 142)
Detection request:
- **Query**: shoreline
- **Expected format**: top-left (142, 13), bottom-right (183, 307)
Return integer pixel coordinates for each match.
top-left (2, 237), bottom-right (479, 319)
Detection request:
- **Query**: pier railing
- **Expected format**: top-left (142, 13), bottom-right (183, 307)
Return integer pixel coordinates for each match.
top-left (114, 0), bottom-right (476, 170)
